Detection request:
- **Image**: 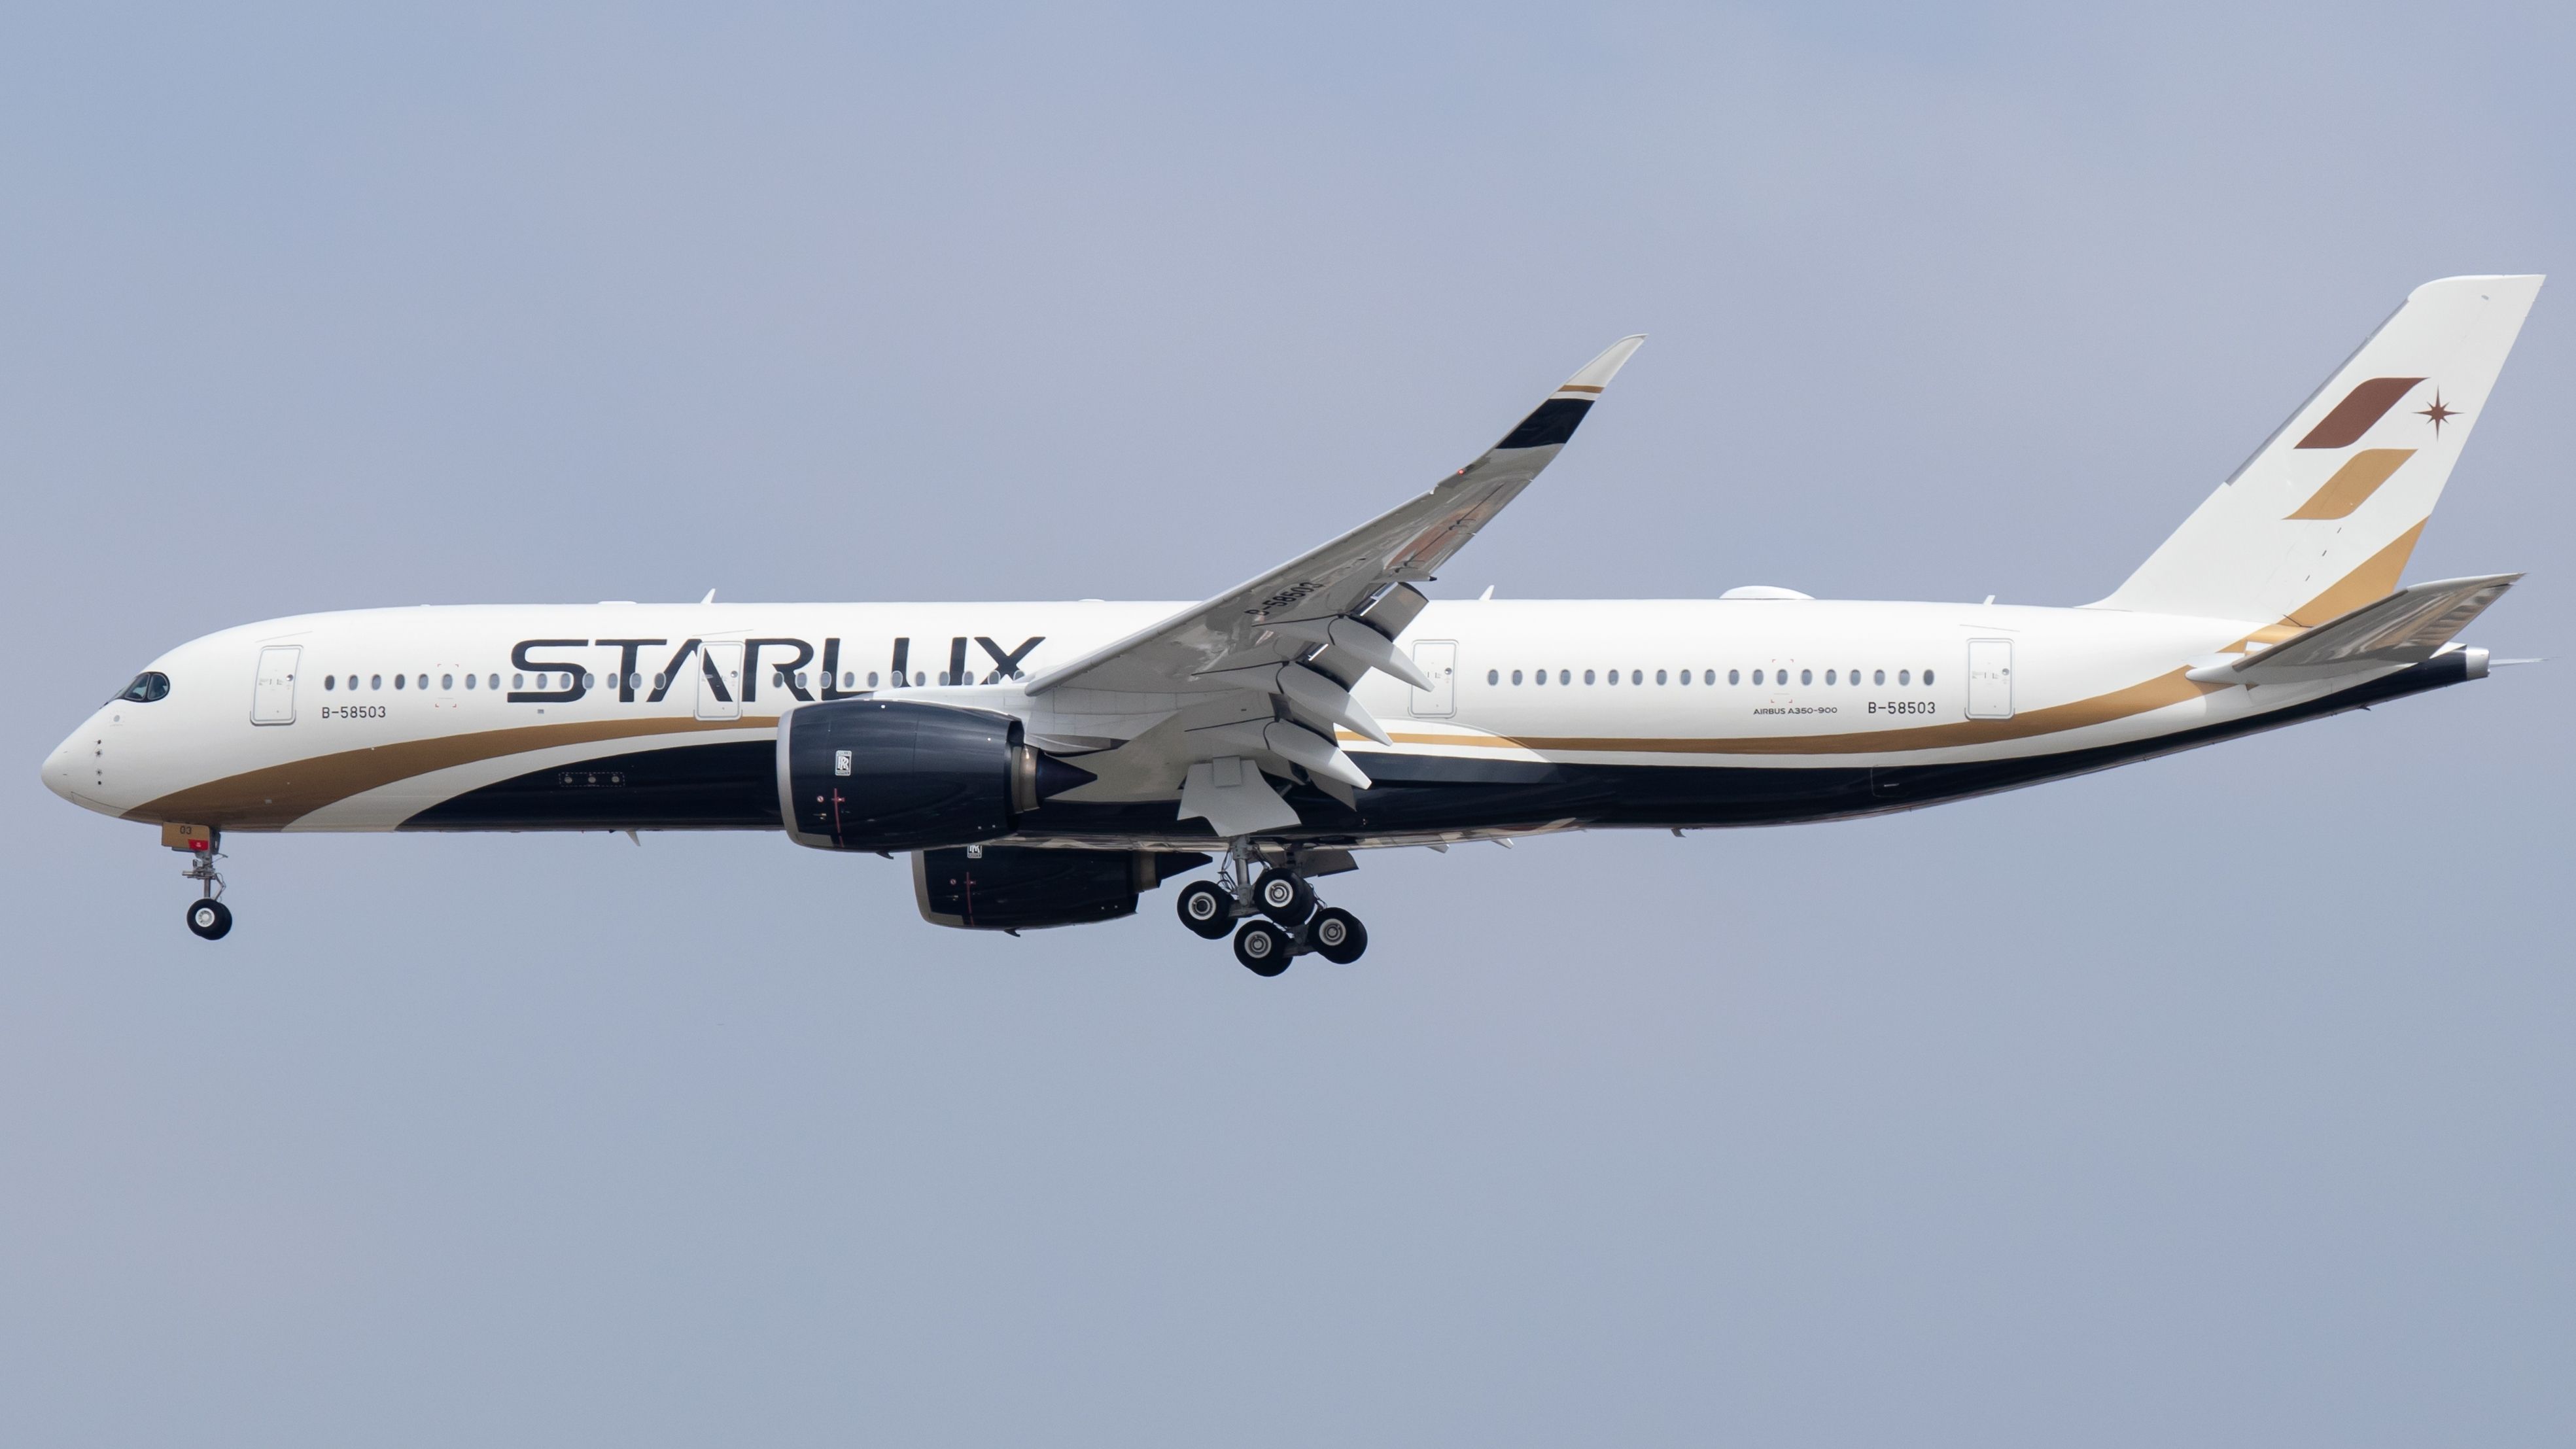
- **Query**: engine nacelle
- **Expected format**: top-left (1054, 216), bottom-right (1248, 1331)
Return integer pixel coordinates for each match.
top-left (776, 698), bottom-right (1090, 852)
top-left (914, 846), bottom-right (1213, 931)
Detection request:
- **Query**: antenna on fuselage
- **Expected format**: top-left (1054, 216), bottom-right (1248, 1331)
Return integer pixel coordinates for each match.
top-left (700, 589), bottom-right (717, 604)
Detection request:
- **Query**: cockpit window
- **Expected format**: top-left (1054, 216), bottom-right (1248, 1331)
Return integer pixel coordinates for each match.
top-left (116, 671), bottom-right (171, 703)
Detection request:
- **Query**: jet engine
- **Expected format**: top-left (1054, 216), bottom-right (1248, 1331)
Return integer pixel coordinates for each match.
top-left (776, 699), bottom-right (1093, 852)
top-left (914, 846), bottom-right (1213, 931)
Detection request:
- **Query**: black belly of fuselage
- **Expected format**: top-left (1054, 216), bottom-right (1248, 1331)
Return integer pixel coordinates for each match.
top-left (398, 655), bottom-right (2474, 839)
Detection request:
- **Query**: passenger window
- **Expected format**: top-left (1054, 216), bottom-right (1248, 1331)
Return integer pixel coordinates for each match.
top-left (1800, 669), bottom-right (1813, 685)
top-left (1656, 669), bottom-right (1668, 685)
top-left (867, 672), bottom-right (880, 687)
top-left (1825, 669), bottom-right (1837, 685)
top-left (1487, 669), bottom-right (1498, 685)
top-left (1898, 669), bottom-right (1910, 685)
top-left (511, 673), bottom-right (523, 690)
top-left (464, 674), bottom-right (476, 690)
top-left (1533, 669), bottom-right (1546, 686)
top-left (441, 674), bottom-right (454, 691)
top-left (1751, 669), bottom-right (1763, 685)
top-left (419, 674), bottom-right (429, 690)
top-left (1510, 669), bottom-right (1523, 685)
top-left (1873, 669), bottom-right (1885, 685)
top-left (1605, 669), bottom-right (1615, 686)
top-left (394, 674), bottom-right (406, 690)
top-left (370, 674), bottom-right (382, 690)
top-left (1584, 669), bottom-right (1596, 684)
top-left (324, 675), bottom-right (336, 691)
top-left (1924, 669), bottom-right (1936, 685)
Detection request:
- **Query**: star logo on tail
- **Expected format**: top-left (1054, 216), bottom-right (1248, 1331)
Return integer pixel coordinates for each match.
top-left (2417, 391), bottom-right (2463, 436)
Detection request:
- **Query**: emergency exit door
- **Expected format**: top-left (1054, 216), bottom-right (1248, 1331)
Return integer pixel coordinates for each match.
top-left (1966, 639), bottom-right (2014, 719)
top-left (697, 642), bottom-right (744, 721)
top-left (250, 646), bottom-right (301, 725)
top-left (1412, 640), bottom-right (1457, 718)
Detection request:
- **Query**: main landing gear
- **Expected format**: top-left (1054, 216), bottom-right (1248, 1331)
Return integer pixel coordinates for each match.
top-left (171, 824), bottom-right (231, 940)
top-left (1174, 847), bottom-right (1368, 975)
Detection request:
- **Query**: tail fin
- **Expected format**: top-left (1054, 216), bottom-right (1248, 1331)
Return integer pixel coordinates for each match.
top-left (2093, 275), bottom-right (2542, 623)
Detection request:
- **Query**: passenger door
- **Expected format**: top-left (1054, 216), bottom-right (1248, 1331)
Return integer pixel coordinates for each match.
top-left (251, 646), bottom-right (301, 725)
top-left (1966, 639), bottom-right (2014, 719)
top-left (697, 641), bottom-right (744, 721)
top-left (1411, 640), bottom-right (1456, 718)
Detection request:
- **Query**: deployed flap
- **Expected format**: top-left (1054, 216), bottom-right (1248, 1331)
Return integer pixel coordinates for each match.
top-left (2187, 572), bottom-right (2519, 685)
top-left (1177, 758), bottom-right (1301, 837)
top-left (1024, 334), bottom-right (1645, 699)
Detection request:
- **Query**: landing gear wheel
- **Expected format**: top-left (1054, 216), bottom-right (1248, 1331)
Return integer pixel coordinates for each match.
top-left (1252, 869), bottom-right (1314, 926)
top-left (1175, 879), bottom-right (1236, 939)
top-left (1310, 907), bottom-right (1367, 964)
top-left (185, 899), bottom-right (232, 941)
top-left (1232, 920), bottom-right (1291, 975)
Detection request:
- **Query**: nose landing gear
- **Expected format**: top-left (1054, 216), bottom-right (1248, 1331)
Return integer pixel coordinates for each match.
top-left (1182, 843), bottom-right (1368, 974)
top-left (169, 824), bottom-right (231, 940)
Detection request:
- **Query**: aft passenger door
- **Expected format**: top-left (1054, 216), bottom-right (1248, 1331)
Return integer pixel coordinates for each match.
top-left (697, 641), bottom-right (744, 721)
top-left (1411, 640), bottom-right (1456, 718)
top-left (1966, 639), bottom-right (2013, 719)
top-left (251, 646), bottom-right (301, 725)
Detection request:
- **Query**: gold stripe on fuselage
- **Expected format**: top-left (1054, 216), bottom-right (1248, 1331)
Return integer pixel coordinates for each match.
top-left (128, 716), bottom-right (767, 828)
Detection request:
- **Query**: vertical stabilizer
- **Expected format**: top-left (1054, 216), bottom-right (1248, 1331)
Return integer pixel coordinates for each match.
top-left (2093, 275), bottom-right (2541, 624)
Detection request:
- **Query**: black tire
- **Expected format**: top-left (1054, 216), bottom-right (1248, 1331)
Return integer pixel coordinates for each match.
top-left (185, 899), bottom-right (232, 941)
top-left (1175, 879), bottom-right (1235, 939)
top-left (1252, 869), bottom-right (1314, 925)
top-left (1232, 920), bottom-right (1291, 975)
top-left (1310, 907), bottom-right (1366, 964)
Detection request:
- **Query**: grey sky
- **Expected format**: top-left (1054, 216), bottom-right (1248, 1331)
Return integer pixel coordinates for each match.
top-left (4, 3), bottom-right (2571, 1444)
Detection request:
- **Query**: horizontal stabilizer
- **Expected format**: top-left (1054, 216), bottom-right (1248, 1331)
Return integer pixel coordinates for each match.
top-left (2186, 572), bottom-right (2519, 686)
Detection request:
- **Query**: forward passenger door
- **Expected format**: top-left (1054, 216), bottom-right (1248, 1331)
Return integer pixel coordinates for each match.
top-left (251, 646), bottom-right (301, 725)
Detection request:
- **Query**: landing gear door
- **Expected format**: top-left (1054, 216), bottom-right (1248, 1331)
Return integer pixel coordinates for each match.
top-left (1966, 639), bottom-right (2013, 719)
top-left (251, 646), bottom-right (302, 725)
top-left (1411, 640), bottom-right (1457, 718)
top-left (697, 641), bottom-right (744, 721)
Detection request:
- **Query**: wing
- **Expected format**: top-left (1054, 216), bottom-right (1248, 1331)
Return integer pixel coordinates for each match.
top-left (1011, 334), bottom-right (1645, 832)
top-left (2185, 572), bottom-right (2520, 686)
top-left (1026, 334), bottom-right (1645, 702)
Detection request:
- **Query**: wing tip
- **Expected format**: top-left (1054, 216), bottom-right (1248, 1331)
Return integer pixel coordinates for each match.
top-left (1559, 334), bottom-right (1647, 393)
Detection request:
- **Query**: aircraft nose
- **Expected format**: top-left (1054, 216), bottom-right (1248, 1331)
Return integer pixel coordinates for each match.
top-left (41, 730), bottom-right (83, 803)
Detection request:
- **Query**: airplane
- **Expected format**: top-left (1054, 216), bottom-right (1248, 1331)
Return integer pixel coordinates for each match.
top-left (41, 274), bottom-right (2541, 974)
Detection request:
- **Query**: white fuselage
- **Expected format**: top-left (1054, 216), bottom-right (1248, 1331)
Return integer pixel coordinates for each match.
top-left (43, 596), bottom-right (2410, 844)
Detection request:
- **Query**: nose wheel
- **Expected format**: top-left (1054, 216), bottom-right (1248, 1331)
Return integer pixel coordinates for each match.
top-left (186, 899), bottom-right (234, 940)
top-left (1182, 846), bottom-right (1368, 973)
top-left (173, 829), bottom-right (232, 941)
